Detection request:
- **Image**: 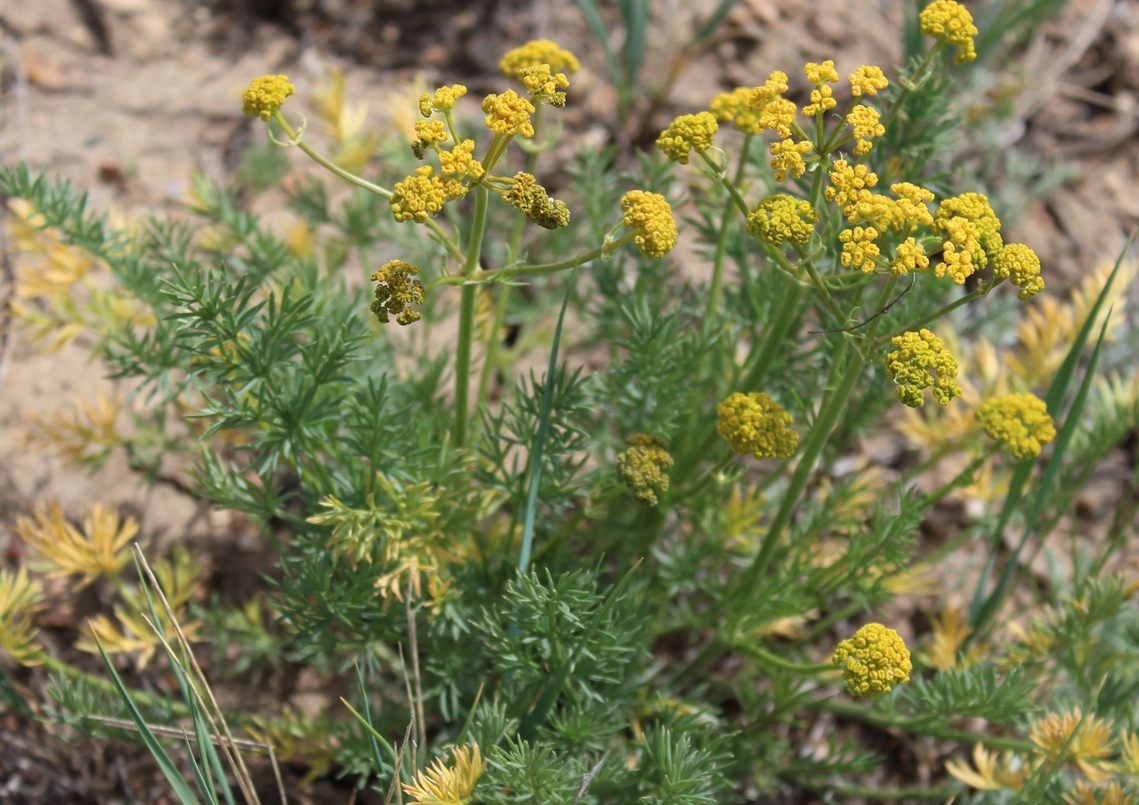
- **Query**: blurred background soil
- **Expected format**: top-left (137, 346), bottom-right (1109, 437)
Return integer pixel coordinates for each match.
top-left (1, 0), bottom-right (1138, 801)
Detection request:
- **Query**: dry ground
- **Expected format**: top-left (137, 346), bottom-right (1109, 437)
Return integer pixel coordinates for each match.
top-left (1, 0), bottom-right (1138, 801)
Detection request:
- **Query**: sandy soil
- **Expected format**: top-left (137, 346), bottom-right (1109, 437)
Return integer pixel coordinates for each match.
top-left (1, 0), bottom-right (1138, 801)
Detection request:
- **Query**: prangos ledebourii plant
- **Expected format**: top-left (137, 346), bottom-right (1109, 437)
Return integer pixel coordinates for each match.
top-left (3, 0), bottom-right (1138, 801)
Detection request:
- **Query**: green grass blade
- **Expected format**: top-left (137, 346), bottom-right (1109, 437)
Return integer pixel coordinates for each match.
top-left (354, 661), bottom-right (386, 777)
top-left (339, 697), bottom-right (397, 763)
top-left (455, 682), bottom-right (485, 747)
top-left (969, 243), bottom-right (1130, 630)
top-left (92, 633), bottom-right (203, 805)
top-left (620, 0), bottom-right (650, 86)
top-left (1043, 244), bottom-right (1127, 413)
top-left (971, 313), bottom-right (1111, 636)
top-left (572, 0), bottom-right (619, 83)
top-left (181, 729), bottom-right (220, 805)
top-left (694, 0), bottom-right (742, 43)
top-left (131, 552), bottom-right (233, 805)
top-left (518, 273), bottom-right (577, 573)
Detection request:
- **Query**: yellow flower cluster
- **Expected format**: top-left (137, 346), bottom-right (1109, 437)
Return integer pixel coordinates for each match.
top-left (403, 743), bottom-right (486, 805)
top-left (438, 139), bottom-right (485, 181)
top-left (709, 87), bottom-right (763, 135)
top-left (412, 120), bottom-right (449, 159)
top-left (826, 160), bottom-right (878, 216)
top-left (519, 64), bottom-right (569, 107)
top-left (370, 260), bottom-right (425, 326)
top-left (920, 0), bottom-right (978, 64)
top-left (832, 623), bottom-right (912, 698)
top-left (716, 392), bottom-right (799, 460)
top-left (770, 138), bottom-right (812, 182)
top-left (891, 182), bottom-right (935, 227)
top-left (390, 166), bottom-right (453, 223)
top-left (504, 172), bottom-right (571, 230)
top-left (992, 243), bottom-right (1045, 300)
top-left (499, 39), bottom-right (581, 77)
top-left (616, 434), bottom-right (675, 507)
top-left (886, 328), bottom-right (962, 407)
top-left (242, 75), bottom-right (295, 120)
top-left (891, 237), bottom-right (930, 276)
top-left (846, 104), bottom-right (885, 155)
top-left (839, 226), bottom-right (881, 273)
top-left (620, 191), bottom-right (678, 259)
top-left (745, 71), bottom-right (797, 139)
top-left (746, 194), bottom-right (818, 246)
top-left (656, 112), bottom-right (718, 164)
top-left (933, 192), bottom-right (1003, 284)
top-left (976, 393), bottom-right (1056, 460)
top-left (849, 65), bottom-right (889, 97)
top-left (803, 60), bottom-right (839, 117)
top-left (482, 90), bottom-right (536, 138)
top-left (419, 84), bottom-right (468, 117)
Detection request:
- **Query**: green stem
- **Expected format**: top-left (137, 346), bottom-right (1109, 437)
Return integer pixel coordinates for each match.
top-left (476, 111), bottom-right (548, 412)
top-left (453, 186), bottom-right (490, 449)
top-left (700, 151), bottom-right (750, 217)
top-left (871, 284), bottom-right (991, 350)
top-left (271, 110), bottom-right (464, 265)
top-left (809, 697), bottom-right (1035, 753)
top-left (426, 232), bottom-right (638, 290)
top-left (704, 136), bottom-right (752, 327)
top-left (743, 340), bottom-right (864, 587)
top-left (799, 251), bottom-right (848, 326)
top-left (736, 641), bottom-right (835, 675)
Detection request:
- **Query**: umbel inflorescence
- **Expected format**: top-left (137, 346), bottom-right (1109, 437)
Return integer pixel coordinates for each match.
top-left (241, 38), bottom-right (681, 332)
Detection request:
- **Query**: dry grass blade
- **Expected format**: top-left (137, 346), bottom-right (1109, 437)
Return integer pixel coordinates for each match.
top-left (132, 544), bottom-right (275, 805)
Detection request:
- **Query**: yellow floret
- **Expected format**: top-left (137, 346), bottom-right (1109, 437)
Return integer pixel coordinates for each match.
top-left (370, 260), bottom-right (425, 326)
top-left (804, 60), bottom-right (839, 85)
top-left (518, 64), bottom-right (570, 107)
top-left (716, 392), bottom-right (799, 460)
top-left (846, 104), bottom-right (885, 155)
top-left (656, 112), bottom-right (718, 164)
top-left (803, 84), bottom-right (837, 118)
top-left (976, 393), bottom-right (1056, 461)
top-left (620, 191), bottom-right (678, 259)
top-left (770, 138), bottom-right (812, 182)
top-left (920, 0), bottom-right (978, 64)
top-left (709, 87), bottom-right (763, 135)
top-left (499, 39), bottom-right (581, 77)
top-left (438, 139), bottom-right (485, 181)
top-left (390, 166), bottom-right (449, 224)
top-left (421, 84), bottom-right (468, 118)
top-left (411, 120), bottom-right (448, 158)
top-left (616, 434), bottom-right (674, 507)
top-left (886, 328), bottom-right (962, 407)
top-left (839, 226), bottom-right (881, 273)
top-left (891, 182), bottom-right (935, 227)
top-left (503, 172), bottom-right (571, 230)
top-left (748, 70), bottom-right (794, 134)
top-left (891, 237), bottom-right (930, 276)
top-left (482, 90), bottom-right (536, 137)
top-left (933, 192), bottom-right (1003, 283)
top-left (746, 194), bottom-right (819, 246)
top-left (242, 75), bottom-right (295, 120)
top-left (833, 623), bottom-right (912, 698)
top-left (992, 243), bottom-right (1045, 300)
top-left (849, 66), bottom-right (889, 97)
top-left (826, 159), bottom-right (879, 216)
